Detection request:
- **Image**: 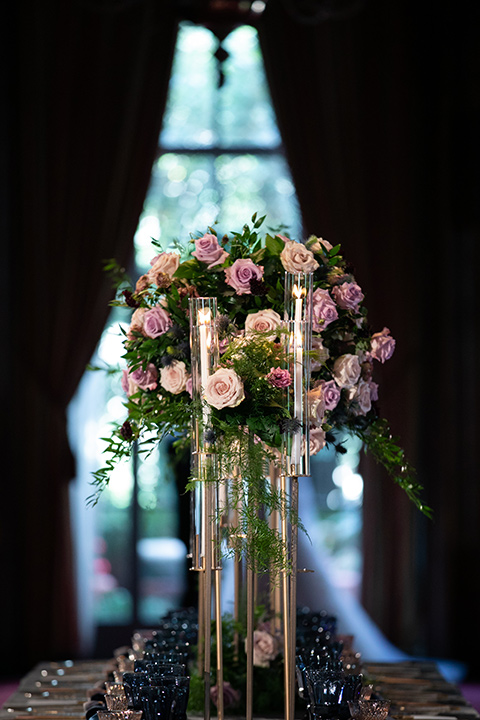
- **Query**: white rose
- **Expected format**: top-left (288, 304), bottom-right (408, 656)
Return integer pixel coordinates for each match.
top-left (332, 354), bottom-right (361, 388)
top-left (309, 427), bottom-right (326, 456)
top-left (347, 379), bottom-right (372, 415)
top-left (245, 309), bottom-right (282, 334)
top-left (160, 360), bottom-right (188, 395)
top-left (204, 368), bottom-right (245, 410)
top-left (280, 240), bottom-right (319, 274)
top-left (147, 252), bottom-right (180, 282)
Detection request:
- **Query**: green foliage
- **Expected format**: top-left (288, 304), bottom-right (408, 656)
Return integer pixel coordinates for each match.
top-left (92, 216), bottom-right (430, 565)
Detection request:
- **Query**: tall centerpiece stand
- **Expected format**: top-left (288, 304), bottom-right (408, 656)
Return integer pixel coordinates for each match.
top-left (189, 273), bottom-right (313, 720)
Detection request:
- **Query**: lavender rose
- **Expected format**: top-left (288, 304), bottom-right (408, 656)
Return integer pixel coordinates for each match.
top-left (309, 427), bottom-right (326, 456)
top-left (204, 368), bottom-right (245, 409)
top-left (192, 233), bottom-right (229, 268)
top-left (312, 288), bottom-right (338, 331)
top-left (331, 282), bottom-right (364, 311)
top-left (332, 354), bottom-right (362, 388)
top-left (370, 327), bottom-right (396, 363)
top-left (225, 258), bottom-right (264, 295)
top-left (130, 363), bottom-right (158, 391)
top-left (245, 309), bottom-right (282, 334)
top-left (143, 306), bottom-right (172, 338)
top-left (210, 682), bottom-right (241, 709)
top-left (252, 630), bottom-right (279, 668)
top-left (267, 367), bottom-right (292, 388)
top-left (311, 336), bottom-right (330, 371)
top-left (321, 379), bottom-right (341, 410)
top-left (160, 360), bottom-right (188, 395)
top-left (280, 240), bottom-right (319, 274)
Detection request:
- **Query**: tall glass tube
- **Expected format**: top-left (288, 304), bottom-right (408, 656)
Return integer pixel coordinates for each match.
top-left (189, 297), bottom-right (219, 571)
top-left (284, 272), bottom-right (313, 477)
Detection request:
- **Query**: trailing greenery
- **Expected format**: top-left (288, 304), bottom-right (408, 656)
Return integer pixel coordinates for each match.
top-left (90, 213), bottom-right (431, 568)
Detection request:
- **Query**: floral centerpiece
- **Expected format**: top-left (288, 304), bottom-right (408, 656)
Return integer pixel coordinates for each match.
top-left (92, 214), bottom-right (430, 570)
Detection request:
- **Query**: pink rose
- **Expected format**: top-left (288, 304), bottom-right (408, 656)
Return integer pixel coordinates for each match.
top-left (309, 426), bottom-right (326, 456)
top-left (143, 306), bottom-right (172, 338)
top-left (266, 367), bottom-right (292, 388)
top-left (332, 354), bottom-right (361, 388)
top-left (321, 379), bottom-right (341, 410)
top-left (370, 327), bottom-right (396, 363)
top-left (160, 360), bottom-right (188, 395)
top-left (130, 363), bottom-right (158, 391)
top-left (252, 630), bottom-right (279, 668)
top-left (312, 288), bottom-right (338, 331)
top-left (192, 233), bottom-right (229, 268)
top-left (225, 259), bottom-right (264, 295)
top-left (186, 376), bottom-right (193, 397)
top-left (204, 368), bottom-right (245, 409)
top-left (331, 282), bottom-right (364, 311)
top-left (245, 309), bottom-right (282, 334)
top-left (280, 240), bottom-right (319, 274)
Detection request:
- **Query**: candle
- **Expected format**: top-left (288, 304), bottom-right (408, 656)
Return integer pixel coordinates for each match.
top-left (291, 284), bottom-right (305, 470)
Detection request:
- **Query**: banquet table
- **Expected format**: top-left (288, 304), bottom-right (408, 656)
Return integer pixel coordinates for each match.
top-left (1, 658), bottom-right (479, 720)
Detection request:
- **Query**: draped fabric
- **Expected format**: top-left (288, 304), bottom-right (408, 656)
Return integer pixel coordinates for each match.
top-left (259, 0), bottom-right (480, 674)
top-left (2, 0), bottom-right (177, 674)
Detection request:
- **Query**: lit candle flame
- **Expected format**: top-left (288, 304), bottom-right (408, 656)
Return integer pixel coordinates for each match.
top-left (198, 307), bottom-right (211, 325)
top-left (292, 284), bottom-right (306, 300)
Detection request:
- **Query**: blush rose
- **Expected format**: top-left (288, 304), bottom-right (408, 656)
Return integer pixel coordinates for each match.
top-left (160, 360), bottom-right (188, 395)
top-left (280, 240), bottom-right (319, 274)
top-left (245, 308), bottom-right (282, 334)
top-left (204, 368), bottom-right (245, 409)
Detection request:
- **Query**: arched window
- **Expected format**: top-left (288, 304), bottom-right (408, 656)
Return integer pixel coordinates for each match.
top-left (69, 21), bottom-right (362, 657)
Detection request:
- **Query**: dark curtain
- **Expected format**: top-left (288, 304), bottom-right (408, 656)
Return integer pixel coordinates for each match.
top-left (2, 0), bottom-right (177, 674)
top-left (259, 0), bottom-right (480, 675)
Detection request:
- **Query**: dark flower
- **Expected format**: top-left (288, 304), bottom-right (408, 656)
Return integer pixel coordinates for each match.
top-left (204, 428), bottom-right (216, 444)
top-left (249, 277), bottom-right (268, 296)
top-left (278, 418), bottom-right (302, 434)
top-left (122, 290), bottom-right (140, 308)
top-left (119, 420), bottom-right (133, 440)
top-left (161, 354), bottom-right (176, 367)
top-left (169, 323), bottom-right (186, 340)
top-left (216, 314), bottom-right (231, 335)
top-left (175, 340), bottom-right (190, 360)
